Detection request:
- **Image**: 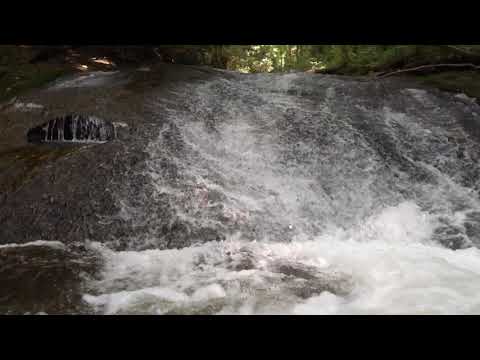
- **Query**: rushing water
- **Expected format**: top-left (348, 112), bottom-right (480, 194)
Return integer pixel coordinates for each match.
top-left (78, 71), bottom-right (480, 314)
top-left (5, 69), bottom-right (480, 314)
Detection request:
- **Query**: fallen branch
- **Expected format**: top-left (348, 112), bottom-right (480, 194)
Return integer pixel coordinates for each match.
top-left (375, 63), bottom-right (480, 79)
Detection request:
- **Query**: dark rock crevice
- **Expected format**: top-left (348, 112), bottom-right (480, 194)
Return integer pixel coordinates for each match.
top-left (27, 114), bottom-right (115, 144)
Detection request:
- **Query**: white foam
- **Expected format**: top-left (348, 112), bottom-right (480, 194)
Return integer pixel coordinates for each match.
top-left (84, 202), bottom-right (480, 314)
top-left (50, 71), bottom-right (120, 89)
top-left (291, 242), bottom-right (480, 315)
top-left (0, 240), bottom-right (65, 250)
top-left (455, 93), bottom-right (476, 103)
top-left (405, 88), bottom-right (428, 101)
top-left (13, 102), bottom-right (44, 111)
top-left (191, 284), bottom-right (227, 302)
top-left (88, 74), bottom-right (480, 314)
top-left (113, 122), bottom-right (128, 128)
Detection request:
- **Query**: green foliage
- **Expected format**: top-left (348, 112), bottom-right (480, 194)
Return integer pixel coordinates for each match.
top-left (0, 65), bottom-right (69, 102)
top-left (107, 45), bottom-right (480, 75)
top-left (304, 45), bottom-right (480, 74)
top-left (414, 70), bottom-right (480, 101)
top-left (3, 45), bottom-right (480, 103)
top-left (190, 45), bottom-right (480, 75)
top-left (209, 45), bottom-right (320, 73)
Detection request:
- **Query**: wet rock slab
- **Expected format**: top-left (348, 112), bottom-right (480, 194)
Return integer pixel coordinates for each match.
top-left (0, 243), bottom-right (102, 314)
top-left (0, 63), bottom-right (224, 249)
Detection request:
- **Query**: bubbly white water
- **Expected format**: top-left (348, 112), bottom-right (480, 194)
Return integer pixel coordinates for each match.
top-left (83, 202), bottom-right (480, 314)
top-left (49, 71), bottom-right (122, 89)
top-left (0, 240), bottom-right (66, 250)
top-left (83, 72), bottom-right (480, 314)
top-left (13, 101), bottom-right (44, 111)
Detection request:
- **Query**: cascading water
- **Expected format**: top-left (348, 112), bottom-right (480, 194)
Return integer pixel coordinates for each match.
top-left (78, 71), bottom-right (480, 314)
top-left (4, 67), bottom-right (480, 314)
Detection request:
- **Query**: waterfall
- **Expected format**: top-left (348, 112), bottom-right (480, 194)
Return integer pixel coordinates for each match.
top-left (82, 71), bottom-right (480, 314)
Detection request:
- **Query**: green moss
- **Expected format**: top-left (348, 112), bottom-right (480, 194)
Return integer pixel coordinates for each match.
top-left (409, 71), bottom-right (480, 100)
top-left (0, 64), bottom-right (72, 103)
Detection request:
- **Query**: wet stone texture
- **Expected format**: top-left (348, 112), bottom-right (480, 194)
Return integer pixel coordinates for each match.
top-left (0, 243), bottom-right (102, 314)
top-left (3, 64), bottom-right (480, 314)
top-left (0, 64), bottom-right (224, 249)
top-left (2, 63), bottom-right (480, 254)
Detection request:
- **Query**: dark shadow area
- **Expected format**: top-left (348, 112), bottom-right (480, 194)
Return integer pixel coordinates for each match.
top-left (27, 115), bottom-right (115, 144)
